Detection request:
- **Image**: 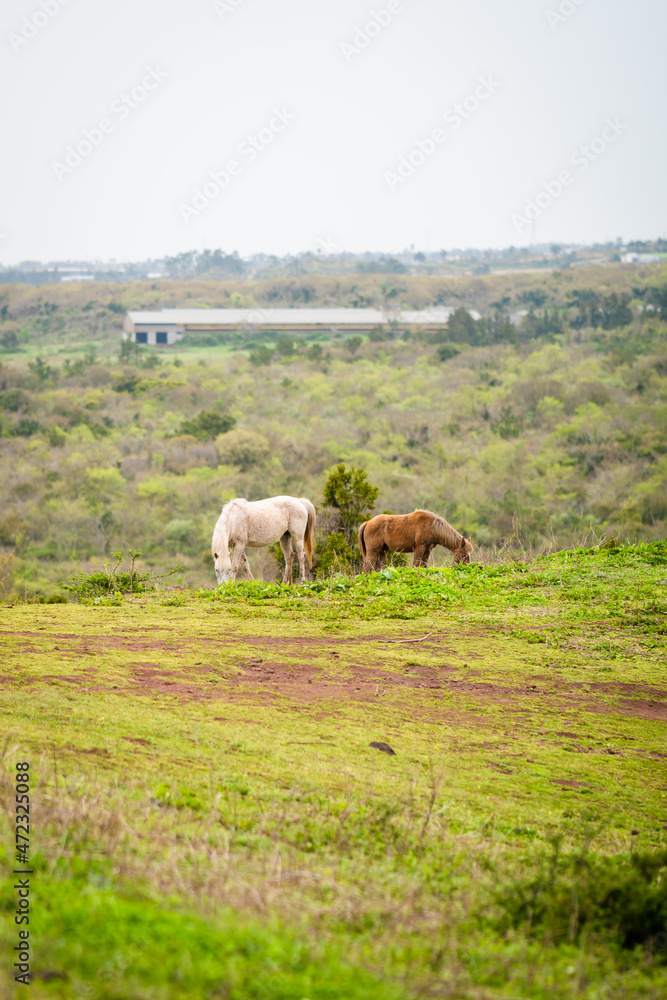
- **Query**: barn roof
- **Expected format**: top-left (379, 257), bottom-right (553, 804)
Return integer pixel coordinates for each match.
top-left (125, 307), bottom-right (464, 327)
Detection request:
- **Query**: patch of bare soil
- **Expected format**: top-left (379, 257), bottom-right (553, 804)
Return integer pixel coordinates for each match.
top-left (3, 628), bottom-right (666, 733)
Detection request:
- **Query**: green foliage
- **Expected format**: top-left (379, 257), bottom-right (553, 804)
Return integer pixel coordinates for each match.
top-left (569, 290), bottom-right (634, 330)
top-left (448, 306), bottom-right (478, 342)
top-left (12, 417), bottom-right (42, 437)
top-left (275, 335), bottom-right (296, 357)
top-left (118, 338), bottom-right (164, 367)
top-left (519, 307), bottom-right (566, 340)
top-left (164, 518), bottom-right (198, 553)
top-left (27, 355), bottom-right (54, 382)
top-left (0, 879), bottom-right (406, 1000)
top-left (435, 342), bottom-right (460, 362)
top-left (47, 425), bottom-right (67, 447)
top-left (495, 839), bottom-right (667, 955)
top-left (0, 324), bottom-right (19, 349)
top-left (111, 369), bottom-right (143, 393)
top-left (249, 344), bottom-right (274, 365)
top-left (216, 429), bottom-right (270, 471)
top-left (178, 409), bottom-right (236, 440)
top-left (492, 406), bottom-right (524, 439)
top-left (345, 335), bottom-right (364, 354)
top-left (322, 464), bottom-right (379, 543)
top-left (316, 531), bottom-right (355, 577)
top-left (63, 348), bottom-right (98, 376)
top-left (60, 550), bottom-right (167, 601)
top-left (0, 388), bottom-right (28, 411)
top-left (445, 307), bottom-right (517, 347)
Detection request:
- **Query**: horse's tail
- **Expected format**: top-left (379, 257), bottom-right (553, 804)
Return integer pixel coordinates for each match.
top-left (358, 521), bottom-right (367, 559)
top-left (299, 498), bottom-right (316, 568)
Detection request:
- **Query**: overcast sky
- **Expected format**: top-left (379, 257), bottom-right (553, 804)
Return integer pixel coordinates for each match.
top-left (1, 0), bottom-right (665, 263)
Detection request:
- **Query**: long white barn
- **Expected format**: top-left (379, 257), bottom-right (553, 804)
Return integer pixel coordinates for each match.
top-left (122, 307), bottom-right (465, 346)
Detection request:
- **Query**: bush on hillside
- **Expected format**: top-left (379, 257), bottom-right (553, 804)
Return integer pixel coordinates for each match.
top-left (178, 410), bottom-right (236, 441)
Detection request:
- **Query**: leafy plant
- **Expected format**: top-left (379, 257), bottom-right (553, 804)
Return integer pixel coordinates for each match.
top-left (316, 531), bottom-right (355, 577)
top-left (495, 837), bottom-right (667, 956)
top-left (178, 410), bottom-right (236, 440)
top-left (321, 464), bottom-right (379, 545)
top-left (28, 356), bottom-right (54, 383)
top-left (60, 550), bottom-right (179, 602)
top-left (492, 406), bottom-right (523, 439)
top-left (435, 342), bottom-right (460, 362)
top-left (249, 345), bottom-right (274, 365)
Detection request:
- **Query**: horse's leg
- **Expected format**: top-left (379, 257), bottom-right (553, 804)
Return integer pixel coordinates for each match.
top-left (241, 552), bottom-right (254, 579)
top-left (363, 541), bottom-right (379, 572)
top-left (413, 545), bottom-right (429, 568)
top-left (230, 543), bottom-right (246, 581)
top-left (376, 547), bottom-right (387, 571)
top-left (279, 533), bottom-right (293, 584)
top-left (293, 532), bottom-right (307, 583)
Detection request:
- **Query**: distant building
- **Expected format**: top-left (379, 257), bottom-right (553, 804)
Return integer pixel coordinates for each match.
top-left (122, 307), bottom-right (468, 346)
top-left (621, 252), bottom-right (661, 264)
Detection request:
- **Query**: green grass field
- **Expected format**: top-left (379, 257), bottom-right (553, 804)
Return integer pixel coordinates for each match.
top-left (1, 542), bottom-right (666, 998)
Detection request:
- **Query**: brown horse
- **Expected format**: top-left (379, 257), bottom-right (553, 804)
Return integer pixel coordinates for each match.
top-left (358, 510), bottom-right (472, 571)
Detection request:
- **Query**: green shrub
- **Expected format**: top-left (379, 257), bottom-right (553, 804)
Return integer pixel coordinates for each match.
top-left (47, 425), bottom-right (67, 447)
top-left (59, 550), bottom-right (177, 602)
top-left (316, 531), bottom-right (355, 577)
top-left (0, 388), bottom-right (28, 411)
top-left (178, 410), bottom-right (236, 440)
top-left (249, 345), bottom-right (274, 365)
top-left (435, 342), bottom-right (460, 362)
top-left (322, 463), bottom-right (379, 543)
top-left (12, 418), bottom-right (42, 437)
top-left (495, 839), bottom-right (667, 955)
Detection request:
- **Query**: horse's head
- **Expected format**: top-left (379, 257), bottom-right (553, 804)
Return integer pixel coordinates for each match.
top-left (453, 537), bottom-right (473, 565)
top-left (212, 517), bottom-right (232, 584)
top-left (213, 554), bottom-right (230, 584)
top-left (212, 546), bottom-right (233, 584)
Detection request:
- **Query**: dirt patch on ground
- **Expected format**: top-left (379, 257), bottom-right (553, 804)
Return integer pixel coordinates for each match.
top-left (615, 698), bottom-right (667, 722)
top-left (3, 627), bottom-right (666, 733)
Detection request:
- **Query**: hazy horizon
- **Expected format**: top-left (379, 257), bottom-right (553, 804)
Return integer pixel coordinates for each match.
top-left (2, 0), bottom-right (665, 264)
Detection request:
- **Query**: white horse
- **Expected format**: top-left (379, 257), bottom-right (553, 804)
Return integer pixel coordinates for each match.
top-left (211, 495), bottom-right (316, 585)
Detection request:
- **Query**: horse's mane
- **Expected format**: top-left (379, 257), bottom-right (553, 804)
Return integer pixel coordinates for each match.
top-left (415, 509), bottom-right (464, 549)
top-left (213, 499), bottom-right (248, 546)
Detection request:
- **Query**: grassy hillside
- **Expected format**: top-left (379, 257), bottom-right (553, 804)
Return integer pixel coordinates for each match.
top-left (0, 266), bottom-right (665, 596)
top-left (1, 542), bottom-right (666, 998)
